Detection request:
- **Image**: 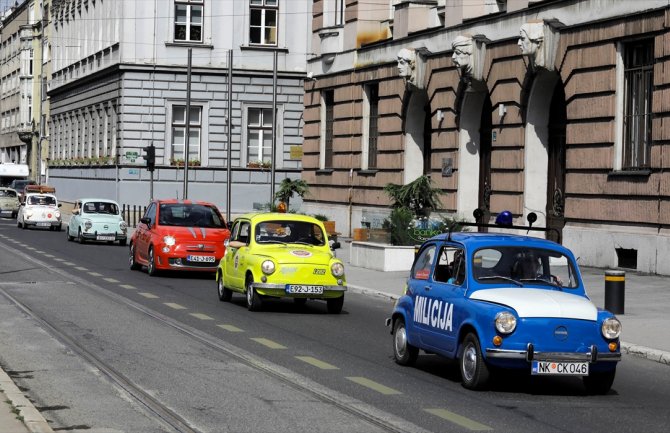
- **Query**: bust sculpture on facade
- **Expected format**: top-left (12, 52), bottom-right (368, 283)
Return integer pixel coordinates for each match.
top-left (451, 35), bottom-right (474, 77)
top-left (518, 21), bottom-right (545, 68)
top-left (397, 48), bottom-right (417, 85)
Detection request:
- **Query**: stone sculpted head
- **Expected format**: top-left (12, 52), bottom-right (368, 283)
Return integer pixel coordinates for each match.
top-left (397, 48), bottom-right (416, 83)
top-left (451, 35), bottom-right (474, 75)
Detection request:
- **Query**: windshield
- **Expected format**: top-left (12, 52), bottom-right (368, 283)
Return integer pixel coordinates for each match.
top-left (473, 246), bottom-right (578, 289)
top-left (82, 201), bottom-right (119, 215)
top-left (255, 220), bottom-right (326, 246)
top-left (157, 203), bottom-right (226, 228)
top-left (28, 195), bottom-right (57, 206)
top-left (0, 189), bottom-right (17, 198)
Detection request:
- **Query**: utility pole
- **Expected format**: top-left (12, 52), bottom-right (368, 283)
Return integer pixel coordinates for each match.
top-left (226, 49), bottom-right (233, 222)
top-left (270, 50), bottom-right (278, 202)
top-left (183, 48), bottom-right (192, 199)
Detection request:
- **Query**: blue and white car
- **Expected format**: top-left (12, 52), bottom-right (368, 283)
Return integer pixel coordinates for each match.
top-left (388, 230), bottom-right (621, 394)
top-left (66, 198), bottom-right (128, 245)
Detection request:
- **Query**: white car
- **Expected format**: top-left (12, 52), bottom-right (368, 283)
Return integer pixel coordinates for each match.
top-left (17, 193), bottom-right (62, 230)
top-left (66, 198), bottom-right (128, 245)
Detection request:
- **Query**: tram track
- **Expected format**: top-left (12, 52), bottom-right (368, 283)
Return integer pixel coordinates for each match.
top-left (0, 239), bottom-right (431, 433)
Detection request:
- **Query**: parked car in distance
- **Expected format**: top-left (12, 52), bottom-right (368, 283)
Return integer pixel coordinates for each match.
top-left (216, 213), bottom-right (346, 313)
top-left (9, 179), bottom-right (36, 202)
top-left (129, 199), bottom-right (231, 276)
top-left (387, 222), bottom-right (621, 394)
top-left (17, 191), bottom-right (62, 230)
top-left (67, 198), bottom-right (128, 245)
top-left (0, 187), bottom-right (20, 218)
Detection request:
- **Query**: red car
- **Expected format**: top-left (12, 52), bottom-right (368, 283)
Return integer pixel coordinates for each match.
top-left (129, 199), bottom-right (231, 276)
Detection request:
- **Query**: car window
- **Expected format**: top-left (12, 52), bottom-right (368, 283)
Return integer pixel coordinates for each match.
top-left (0, 189), bottom-right (16, 198)
top-left (236, 222), bottom-right (250, 244)
top-left (473, 246), bottom-right (578, 288)
top-left (255, 220), bottom-right (326, 246)
top-left (28, 195), bottom-right (56, 206)
top-left (82, 201), bottom-right (119, 215)
top-left (157, 203), bottom-right (226, 228)
top-left (434, 246), bottom-right (466, 285)
top-left (412, 244), bottom-right (436, 280)
top-left (144, 203), bottom-right (157, 225)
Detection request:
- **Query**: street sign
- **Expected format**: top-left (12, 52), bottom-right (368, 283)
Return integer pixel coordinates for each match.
top-left (125, 151), bottom-right (139, 162)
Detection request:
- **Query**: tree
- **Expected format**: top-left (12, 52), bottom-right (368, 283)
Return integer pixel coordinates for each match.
top-left (274, 178), bottom-right (309, 210)
top-left (383, 175), bottom-right (444, 217)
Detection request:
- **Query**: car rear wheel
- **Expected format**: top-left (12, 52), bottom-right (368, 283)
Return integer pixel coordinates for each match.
top-left (129, 243), bottom-right (141, 270)
top-left (326, 295), bottom-right (344, 314)
top-left (217, 274), bottom-right (232, 302)
top-left (460, 333), bottom-right (490, 390)
top-left (393, 318), bottom-right (419, 366)
top-left (147, 247), bottom-right (159, 276)
top-left (583, 368), bottom-right (616, 395)
top-left (246, 275), bottom-right (262, 311)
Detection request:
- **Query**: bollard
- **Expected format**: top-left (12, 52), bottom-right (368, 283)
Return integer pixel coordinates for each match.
top-left (604, 269), bottom-right (625, 314)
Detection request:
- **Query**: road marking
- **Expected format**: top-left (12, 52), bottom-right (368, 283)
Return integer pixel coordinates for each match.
top-left (53, 258), bottom-right (65, 262)
top-left (190, 313), bottom-right (214, 321)
top-left (217, 324), bottom-right (244, 332)
top-left (25, 247), bottom-right (35, 250)
top-left (138, 292), bottom-right (159, 299)
top-left (88, 272), bottom-right (103, 277)
top-left (345, 377), bottom-right (401, 395)
top-left (295, 356), bottom-right (339, 370)
top-left (165, 303), bottom-right (187, 310)
top-left (424, 408), bottom-right (492, 431)
top-left (63, 262), bottom-right (76, 266)
top-left (43, 254), bottom-right (54, 257)
top-left (34, 249), bottom-right (44, 253)
top-left (103, 278), bottom-right (120, 283)
top-left (251, 338), bottom-right (287, 349)
top-left (75, 266), bottom-right (88, 271)
top-left (120, 284), bottom-right (136, 290)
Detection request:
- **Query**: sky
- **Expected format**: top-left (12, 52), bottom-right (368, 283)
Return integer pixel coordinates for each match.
top-left (0, 0), bottom-right (23, 16)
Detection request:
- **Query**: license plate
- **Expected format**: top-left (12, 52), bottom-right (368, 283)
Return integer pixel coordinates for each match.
top-left (37, 222), bottom-right (51, 227)
top-left (531, 361), bottom-right (589, 376)
top-left (286, 285), bottom-right (324, 294)
top-left (97, 235), bottom-right (115, 241)
top-left (188, 255), bottom-right (215, 263)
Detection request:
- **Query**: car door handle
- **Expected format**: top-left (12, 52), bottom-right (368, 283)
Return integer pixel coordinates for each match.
top-left (424, 286), bottom-right (431, 291)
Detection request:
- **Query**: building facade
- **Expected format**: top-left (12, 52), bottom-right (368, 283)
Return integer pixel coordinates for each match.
top-left (0, 0), bottom-right (37, 169)
top-left (303, 0), bottom-right (670, 274)
top-left (45, 0), bottom-right (311, 215)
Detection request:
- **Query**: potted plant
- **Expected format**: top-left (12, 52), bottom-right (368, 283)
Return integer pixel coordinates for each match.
top-left (313, 213), bottom-right (336, 236)
top-left (274, 178), bottom-right (309, 212)
top-left (383, 175), bottom-right (444, 218)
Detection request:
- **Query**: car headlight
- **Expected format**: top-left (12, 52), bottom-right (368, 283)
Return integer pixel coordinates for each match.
top-left (54, 210), bottom-right (61, 218)
top-left (261, 260), bottom-right (275, 275)
top-left (331, 262), bottom-right (345, 277)
top-left (119, 221), bottom-right (128, 232)
top-left (601, 317), bottom-right (621, 339)
top-left (84, 220), bottom-right (92, 230)
top-left (163, 235), bottom-right (176, 246)
top-left (495, 311), bottom-right (517, 334)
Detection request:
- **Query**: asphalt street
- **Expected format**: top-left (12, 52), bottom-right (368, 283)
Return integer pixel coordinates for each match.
top-left (0, 216), bottom-right (669, 433)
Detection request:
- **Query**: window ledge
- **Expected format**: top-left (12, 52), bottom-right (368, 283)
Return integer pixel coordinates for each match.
top-left (607, 169), bottom-right (651, 177)
top-left (165, 42), bottom-right (214, 49)
top-left (316, 168), bottom-right (334, 175)
top-left (357, 169), bottom-right (378, 175)
top-left (240, 45), bottom-right (289, 53)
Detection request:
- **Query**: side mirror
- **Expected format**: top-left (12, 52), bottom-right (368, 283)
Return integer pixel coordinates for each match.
top-left (58, 203), bottom-right (62, 208)
top-left (526, 212), bottom-right (537, 227)
top-left (330, 241), bottom-right (341, 250)
top-left (140, 217), bottom-right (151, 227)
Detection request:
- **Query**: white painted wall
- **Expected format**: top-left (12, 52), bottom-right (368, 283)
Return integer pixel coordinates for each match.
top-left (457, 91), bottom-right (485, 221)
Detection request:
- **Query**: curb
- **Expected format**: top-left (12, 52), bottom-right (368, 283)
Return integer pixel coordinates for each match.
top-left (348, 284), bottom-right (670, 366)
top-left (0, 368), bottom-right (54, 433)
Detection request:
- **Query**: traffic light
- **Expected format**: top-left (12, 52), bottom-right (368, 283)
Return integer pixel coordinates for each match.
top-left (143, 145), bottom-right (155, 172)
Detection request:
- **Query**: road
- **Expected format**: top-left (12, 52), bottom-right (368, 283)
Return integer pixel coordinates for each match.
top-left (0, 217), bottom-right (669, 433)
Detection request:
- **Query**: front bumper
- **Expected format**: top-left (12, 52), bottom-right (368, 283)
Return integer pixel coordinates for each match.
top-left (80, 231), bottom-right (127, 241)
top-left (486, 343), bottom-right (621, 362)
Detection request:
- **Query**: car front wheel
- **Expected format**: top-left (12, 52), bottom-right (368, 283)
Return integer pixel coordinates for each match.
top-left (77, 229), bottom-right (85, 244)
top-left (393, 318), bottom-right (419, 366)
top-left (129, 243), bottom-right (141, 270)
top-left (66, 226), bottom-right (74, 241)
top-left (460, 333), bottom-right (490, 390)
top-left (245, 275), bottom-right (262, 311)
top-left (217, 274), bottom-right (232, 302)
top-left (583, 368), bottom-right (616, 395)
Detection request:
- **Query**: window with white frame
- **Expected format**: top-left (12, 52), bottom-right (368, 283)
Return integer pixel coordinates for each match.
top-left (249, 0), bottom-right (278, 46)
top-left (622, 39), bottom-right (653, 169)
top-left (247, 107), bottom-right (273, 165)
top-left (174, 0), bottom-right (203, 42)
top-left (325, 0), bottom-right (344, 26)
top-left (172, 105), bottom-right (202, 162)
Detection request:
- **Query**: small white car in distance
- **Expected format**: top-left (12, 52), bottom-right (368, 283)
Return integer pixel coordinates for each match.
top-left (17, 192), bottom-right (62, 230)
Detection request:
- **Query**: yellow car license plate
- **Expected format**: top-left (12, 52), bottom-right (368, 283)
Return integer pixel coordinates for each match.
top-left (286, 285), bottom-right (324, 294)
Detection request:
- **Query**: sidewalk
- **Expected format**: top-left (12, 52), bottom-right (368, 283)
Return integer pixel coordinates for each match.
top-left (2, 232), bottom-right (669, 433)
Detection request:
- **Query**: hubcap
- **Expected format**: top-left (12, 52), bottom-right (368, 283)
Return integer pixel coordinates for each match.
top-left (129, 246), bottom-right (134, 266)
top-left (218, 279), bottom-right (224, 297)
top-left (246, 284), bottom-right (253, 305)
top-left (462, 343), bottom-right (477, 382)
top-left (394, 326), bottom-right (407, 358)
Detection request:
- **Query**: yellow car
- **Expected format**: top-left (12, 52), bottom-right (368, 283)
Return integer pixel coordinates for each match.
top-left (216, 213), bottom-right (346, 313)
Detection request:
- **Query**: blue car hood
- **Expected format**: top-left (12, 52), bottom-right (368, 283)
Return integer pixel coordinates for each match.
top-left (469, 288), bottom-right (597, 321)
